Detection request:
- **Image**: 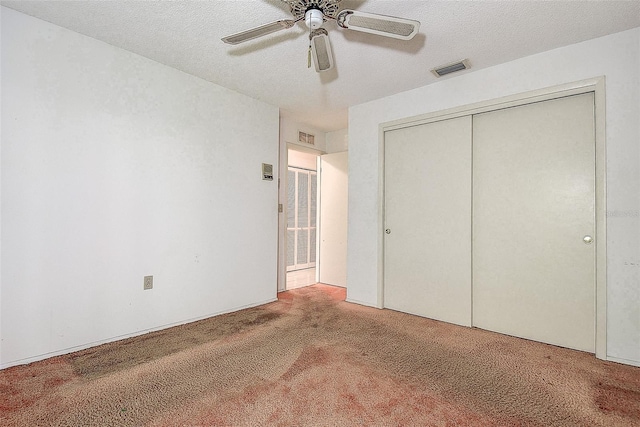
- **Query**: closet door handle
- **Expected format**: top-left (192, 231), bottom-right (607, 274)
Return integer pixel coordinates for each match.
top-left (583, 235), bottom-right (593, 244)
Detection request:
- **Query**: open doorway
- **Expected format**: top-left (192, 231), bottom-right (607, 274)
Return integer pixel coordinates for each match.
top-left (286, 149), bottom-right (319, 290)
top-left (276, 120), bottom-right (349, 293)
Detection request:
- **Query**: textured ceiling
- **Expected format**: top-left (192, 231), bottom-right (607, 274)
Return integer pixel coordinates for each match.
top-left (3, 0), bottom-right (640, 131)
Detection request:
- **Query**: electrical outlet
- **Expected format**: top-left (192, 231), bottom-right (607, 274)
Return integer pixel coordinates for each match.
top-left (144, 275), bottom-right (153, 290)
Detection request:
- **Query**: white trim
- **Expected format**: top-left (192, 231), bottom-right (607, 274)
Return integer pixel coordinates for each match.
top-left (606, 356), bottom-right (640, 368)
top-left (345, 298), bottom-right (380, 309)
top-left (381, 77), bottom-right (605, 131)
top-left (593, 77), bottom-right (607, 361)
top-left (0, 297), bottom-right (278, 370)
top-left (378, 77), bottom-right (607, 360)
top-left (316, 155), bottom-right (322, 284)
top-left (287, 142), bottom-right (324, 155)
top-left (276, 137), bottom-right (287, 293)
top-left (376, 123), bottom-right (386, 309)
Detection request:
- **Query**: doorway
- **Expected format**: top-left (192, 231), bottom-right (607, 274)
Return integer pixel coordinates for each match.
top-left (286, 149), bottom-right (319, 290)
top-left (280, 145), bottom-right (350, 291)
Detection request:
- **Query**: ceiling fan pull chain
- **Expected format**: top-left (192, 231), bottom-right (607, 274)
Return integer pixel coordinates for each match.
top-left (307, 38), bottom-right (312, 68)
top-left (308, 21), bottom-right (314, 69)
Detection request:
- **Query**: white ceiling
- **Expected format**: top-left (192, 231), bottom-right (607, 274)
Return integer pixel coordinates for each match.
top-left (3, 0), bottom-right (640, 132)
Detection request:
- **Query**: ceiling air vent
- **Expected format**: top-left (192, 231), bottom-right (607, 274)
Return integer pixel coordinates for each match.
top-left (431, 59), bottom-right (471, 78)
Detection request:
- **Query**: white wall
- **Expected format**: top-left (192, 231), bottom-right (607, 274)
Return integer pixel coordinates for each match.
top-left (348, 27), bottom-right (640, 366)
top-left (288, 150), bottom-right (318, 171)
top-left (326, 128), bottom-right (348, 153)
top-left (1, 8), bottom-right (280, 368)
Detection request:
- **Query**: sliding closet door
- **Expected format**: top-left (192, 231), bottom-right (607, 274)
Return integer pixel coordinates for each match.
top-left (472, 93), bottom-right (596, 352)
top-left (384, 116), bottom-right (472, 326)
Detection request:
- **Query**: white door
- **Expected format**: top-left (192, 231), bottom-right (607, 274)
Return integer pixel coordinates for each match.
top-left (384, 116), bottom-right (472, 326)
top-left (286, 167), bottom-right (317, 272)
top-left (319, 152), bottom-right (348, 287)
top-left (472, 93), bottom-right (596, 352)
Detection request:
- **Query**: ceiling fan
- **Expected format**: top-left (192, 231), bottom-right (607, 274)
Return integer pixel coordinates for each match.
top-left (221, 0), bottom-right (420, 72)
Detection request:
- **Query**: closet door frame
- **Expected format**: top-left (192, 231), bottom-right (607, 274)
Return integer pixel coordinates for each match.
top-left (378, 77), bottom-right (607, 360)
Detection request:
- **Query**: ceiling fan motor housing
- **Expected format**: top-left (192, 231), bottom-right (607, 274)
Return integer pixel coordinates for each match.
top-left (305, 8), bottom-right (324, 29)
top-left (286, 0), bottom-right (342, 21)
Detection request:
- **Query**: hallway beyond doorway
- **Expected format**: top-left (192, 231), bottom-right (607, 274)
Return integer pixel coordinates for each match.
top-left (286, 268), bottom-right (316, 290)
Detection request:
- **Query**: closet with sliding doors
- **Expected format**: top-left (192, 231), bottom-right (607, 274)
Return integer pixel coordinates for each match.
top-left (383, 92), bottom-right (597, 352)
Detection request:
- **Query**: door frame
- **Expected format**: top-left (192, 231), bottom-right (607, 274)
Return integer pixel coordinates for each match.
top-left (378, 77), bottom-right (607, 360)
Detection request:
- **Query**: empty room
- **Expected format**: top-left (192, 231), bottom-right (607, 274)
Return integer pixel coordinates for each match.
top-left (1, 1), bottom-right (639, 426)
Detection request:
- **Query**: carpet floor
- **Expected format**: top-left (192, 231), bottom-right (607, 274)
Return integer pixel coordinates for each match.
top-left (1, 284), bottom-right (639, 426)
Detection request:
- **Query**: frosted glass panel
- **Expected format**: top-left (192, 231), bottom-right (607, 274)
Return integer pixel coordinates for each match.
top-left (287, 170), bottom-right (296, 228)
top-left (310, 228), bottom-right (316, 263)
top-left (310, 173), bottom-right (317, 227)
top-left (287, 230), bottom-right (295, 266)
top-left (297, 229), bottom-right (308, 264)
top-left (298, 173), bottom-right (308, 228)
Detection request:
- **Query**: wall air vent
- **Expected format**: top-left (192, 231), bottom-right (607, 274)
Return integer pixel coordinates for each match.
top-left (431, 59), bottom-right (471, 77)
top-left (298, 131), bottom-right (315, 145)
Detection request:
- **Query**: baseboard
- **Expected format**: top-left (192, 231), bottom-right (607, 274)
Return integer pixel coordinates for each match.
top-left (345, 298), bottom-right (380, 309)
top-left (317, 281), bottom-right (346, 288)
top-left (606, 355), bottom-right (640, 368)
top-left (0, 297), bottom-right (278, 370)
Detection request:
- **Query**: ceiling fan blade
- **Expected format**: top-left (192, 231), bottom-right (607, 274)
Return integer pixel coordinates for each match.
top-left (222, 19), bottom-right (295, 45)
top-left (310, 28), bottom-right (334, 72)
top-left (336, 10), bottom-right (420, 40)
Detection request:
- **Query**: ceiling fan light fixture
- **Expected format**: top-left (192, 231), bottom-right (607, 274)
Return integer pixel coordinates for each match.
top-left (305, 9), bottom-right (324, 29)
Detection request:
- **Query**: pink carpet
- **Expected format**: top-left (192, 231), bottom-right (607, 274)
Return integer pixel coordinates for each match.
top-left (1, 284), bottom-right (638, 426)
